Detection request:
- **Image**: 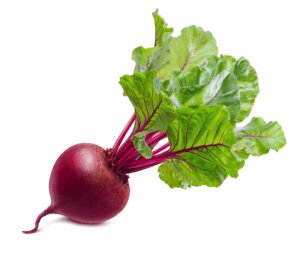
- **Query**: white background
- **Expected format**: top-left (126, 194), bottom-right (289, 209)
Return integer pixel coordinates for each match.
top-left (0, 0), bottom-right (299, 252)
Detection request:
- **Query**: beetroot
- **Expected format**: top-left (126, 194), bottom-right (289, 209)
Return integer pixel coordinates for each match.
top-left (23, 144), bottom-right (129, 233)
top-left (23, 10), bottom-right (286, 234)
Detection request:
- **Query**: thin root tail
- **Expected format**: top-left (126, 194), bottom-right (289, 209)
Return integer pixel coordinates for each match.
top-left (22, 205), bottom-right (55, 234)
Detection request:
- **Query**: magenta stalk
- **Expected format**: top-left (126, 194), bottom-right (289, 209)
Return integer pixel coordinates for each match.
top-left (111, 113), bottom-right (136, 155)
top-left (114, 132), bottom-right (167, 168)
top-left (114, 131), bottom-right (158, 164)
top-left (153, 143), bottom-right (170, 155)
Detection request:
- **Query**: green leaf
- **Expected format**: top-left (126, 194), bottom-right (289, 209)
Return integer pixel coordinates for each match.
top-left (234, 58), bottom-right (259, 122)
top-left (201, 56), bottom-right (240, 123)
top-left (131, 11), bottom-right (173, 75)
top-left (157, 26), bottom-right (218, 79)
top-left (152, 10), bottom-right (173, 46)
top-left (158, 106), bottom-right (245, 188)
top-left (233, 117), bottom-right (286, 156)
top-left (132, 47), bottom-right (155, 74)
top-left (132, 25), bottom-right (217, 80)
top-left (132, 134), bottom-right (153, 159)
top-left (158, 66), bottom-right (206, 107)
top-left (160, 56), bottom-right (241, 124)
top-left (132, 42), bottom-right (172, 76)
top-left (119, 70), bottom-right (176, 157)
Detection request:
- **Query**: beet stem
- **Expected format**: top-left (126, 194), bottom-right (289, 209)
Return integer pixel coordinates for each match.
top-left (120, 151), bottom-right (171, 173)
top-left (146, 132), bottom-right (167, 147)
top-left (124, 132), bottom-right (166, 161)
top-left (22, 205), bottom-right (55, 234)
top-left (121, 143), bottom-right (229, 173)
top-left (111, 113), bottom-right (136, 156)
top-left (153, 143), bottom-right (170, 155)
top-left (115, 132), bottom-right (167, 169)
top-left (121, 156), bottom-right (168, 173)
top-left (114, 109), bottom-right (161, 160)
top-left (114, 131), bottom-right (158, 164)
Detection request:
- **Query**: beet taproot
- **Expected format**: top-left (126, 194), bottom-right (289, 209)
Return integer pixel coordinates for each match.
top-left (23, 144), bottom-right (129, 233)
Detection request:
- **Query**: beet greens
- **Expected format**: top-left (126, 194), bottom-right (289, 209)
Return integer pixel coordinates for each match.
top-left (110, 10), bottom-right (285, 187)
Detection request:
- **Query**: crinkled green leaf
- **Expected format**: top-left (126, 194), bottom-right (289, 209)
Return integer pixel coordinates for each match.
top-left (119, 70), bottom-right (176, 157)
top-left (132, 41), bottom-right (172, 76)
top-left (158, 67), bottom-right (206, 107)
top-left (234, 58), bottom-right (259, 122)
top-left (233, 117), bottom-right (286, 156)
top-left (131, 11), bottom-right (173, 75)
top-left (160, 56), bottom-right (240, 124)
top-left (158, 106), bottom-right (245, 188)
top-left (132, 25), bottom-right (217, 80)
top-left (201, 56), bottom-right (240, 123)
top-left (153, 9), bottom-right (173, 46)
top-left (132, 47), bottom-right (155, 74)
top-left (157, 26), bottom-right (218, 79)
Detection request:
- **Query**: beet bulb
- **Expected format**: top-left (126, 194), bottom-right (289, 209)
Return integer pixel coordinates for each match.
top-left (23, 143), bottom-right (130, 233)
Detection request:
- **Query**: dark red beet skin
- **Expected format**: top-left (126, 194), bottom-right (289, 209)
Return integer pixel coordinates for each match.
top-left (23, 143), bottom-right (130, 233)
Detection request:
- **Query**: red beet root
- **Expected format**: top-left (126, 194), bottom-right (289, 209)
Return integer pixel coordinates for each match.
top-left (23, 144), bottom-right (130, 234)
